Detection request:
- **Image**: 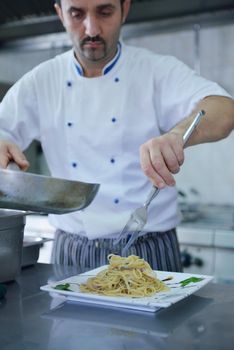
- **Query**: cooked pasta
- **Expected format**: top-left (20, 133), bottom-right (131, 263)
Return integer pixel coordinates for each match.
top-left (79, 254), bottom-right (169, 297)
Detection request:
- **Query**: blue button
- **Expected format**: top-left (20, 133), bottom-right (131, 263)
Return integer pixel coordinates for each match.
top-left (67, 81), bottom-right (73, 87)
top-left (72, 162), bottom-right (77, 168)
top-left (114, 198), bottom-right (119, 204)
top-left (67, 122), bottom-right (73, 127)
top-left (111, 118), bottom-right (117, 123)
top-left (110, 158), bottom-right (115, 164)
top-left (115, 78), bottom-right (119, 83)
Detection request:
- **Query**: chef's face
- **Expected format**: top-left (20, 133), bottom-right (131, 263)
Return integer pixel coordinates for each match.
top-left (55, 0), bottom-right (131, 65)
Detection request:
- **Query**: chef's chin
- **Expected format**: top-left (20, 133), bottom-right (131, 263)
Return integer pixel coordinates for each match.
top-left (82, 48), bottom-right (107, 62)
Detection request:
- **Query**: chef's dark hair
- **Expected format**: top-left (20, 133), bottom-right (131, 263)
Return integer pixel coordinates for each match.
top-left (55, 0), bottom-right (126, 6)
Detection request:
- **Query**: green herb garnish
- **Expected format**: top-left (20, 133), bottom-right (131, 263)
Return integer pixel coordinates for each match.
top-left (180, 277), bottom-right (204, 287)
top-left (54, 283), bottom-right (72, 291)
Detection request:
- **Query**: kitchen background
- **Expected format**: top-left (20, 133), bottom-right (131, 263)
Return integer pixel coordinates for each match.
top-left (0, 0), bottom-right (234, 282)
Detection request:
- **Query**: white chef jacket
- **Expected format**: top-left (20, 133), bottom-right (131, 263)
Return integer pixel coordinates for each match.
top-left (0, 42), bottom-right (230, 239)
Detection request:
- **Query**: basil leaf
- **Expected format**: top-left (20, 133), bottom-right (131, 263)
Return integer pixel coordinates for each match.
top-left (180, 277), bottom-right (204, 287)
top-left (54, 283), bottom-right (72, 291)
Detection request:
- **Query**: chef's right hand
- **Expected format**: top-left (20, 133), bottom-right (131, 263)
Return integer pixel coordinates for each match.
top-left (0, 140), bottom-right (29, 170)
top-left (140, 131), bottom-right (184, 188)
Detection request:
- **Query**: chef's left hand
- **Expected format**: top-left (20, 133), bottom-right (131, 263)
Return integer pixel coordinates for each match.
top-left (140, 132), bottom-right (184, 188)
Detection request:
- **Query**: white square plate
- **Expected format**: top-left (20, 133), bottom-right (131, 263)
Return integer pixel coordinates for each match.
top-left (40, 266), bottom-right (213, 313)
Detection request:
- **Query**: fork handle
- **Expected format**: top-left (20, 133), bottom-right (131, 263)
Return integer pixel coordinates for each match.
top-left (144, 186), bottom-right (160, 209)
top-left (182, 110), bottom-right (205, 144)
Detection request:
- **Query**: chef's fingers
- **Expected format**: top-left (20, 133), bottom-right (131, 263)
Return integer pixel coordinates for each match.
top-left (140, 132), bottom-right (185, 187)
top-left (8, 143), bottom-right (29, 170)
top-left (140, 147), bottom-right (166, 188)
top-left (173, 145), bottom-right (184, 167)
top-left (159, 140), bottom-right (185, 174)
top-left (148, 145), bottom-right (176, 186)
top-left (0, 141), bottom-right (29, 170)
top-left (169, 132), bottom-right (185, 167)
top-left (0, 142), bottom-right (12, 168)
top-left (156, 144), bottom-right (181, 175)
top-left (140, 142), bottom-right (175, 188)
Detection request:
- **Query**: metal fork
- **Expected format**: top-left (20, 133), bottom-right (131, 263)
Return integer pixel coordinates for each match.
top-left (114, 110), bottom-right (205, 255)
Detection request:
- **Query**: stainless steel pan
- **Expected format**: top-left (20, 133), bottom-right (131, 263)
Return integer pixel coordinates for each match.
top-left (0, 166), bottom-right (100, 214)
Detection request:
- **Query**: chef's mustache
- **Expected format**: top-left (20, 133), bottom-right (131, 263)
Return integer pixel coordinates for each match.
top-left (81, 36), bottom-right (105, 46)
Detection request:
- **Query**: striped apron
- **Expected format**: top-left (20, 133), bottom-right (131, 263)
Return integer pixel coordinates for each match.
top-left (51, 229), bottom-right (182, 272)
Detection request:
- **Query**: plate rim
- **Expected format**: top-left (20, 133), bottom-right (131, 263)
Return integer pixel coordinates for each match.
top-left (40, 266), bottom-right (213, 312)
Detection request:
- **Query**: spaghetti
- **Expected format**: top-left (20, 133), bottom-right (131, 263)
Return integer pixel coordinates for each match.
top-left (79, 254), bottom-right (169, 297)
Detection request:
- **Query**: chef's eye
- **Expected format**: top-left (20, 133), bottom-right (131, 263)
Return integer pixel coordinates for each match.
top-left (70, 10), bottom-right (84, 20)
top-left (98, 6), bottom-right (114, 17)
top-left (100, 10), bottom-right (112, 17)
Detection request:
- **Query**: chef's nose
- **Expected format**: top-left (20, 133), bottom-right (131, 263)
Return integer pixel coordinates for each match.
top-left (83, 15), bottom-right (101, 38)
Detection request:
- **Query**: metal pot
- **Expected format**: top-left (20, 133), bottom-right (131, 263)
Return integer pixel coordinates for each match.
top-left (0, 209), bottom-right (26, 282)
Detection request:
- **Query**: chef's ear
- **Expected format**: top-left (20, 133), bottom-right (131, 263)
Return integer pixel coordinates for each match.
top-left (122, 0), bottom-right (131, 23)
top-left (54, 3), bottom-right (64, 25)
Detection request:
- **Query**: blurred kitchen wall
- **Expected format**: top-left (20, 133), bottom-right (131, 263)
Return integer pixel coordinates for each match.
top-left (124, 23), bottom-right (234, 205)
top-left (0, 23), bottom-right (233, 204)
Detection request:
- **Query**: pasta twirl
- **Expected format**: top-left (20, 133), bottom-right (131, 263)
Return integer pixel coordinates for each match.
top-left (79, 254), bottom-right (169, 297)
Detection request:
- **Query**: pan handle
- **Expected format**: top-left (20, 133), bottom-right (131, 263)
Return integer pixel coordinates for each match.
top-left (7, 162), bottom-right (21, 171)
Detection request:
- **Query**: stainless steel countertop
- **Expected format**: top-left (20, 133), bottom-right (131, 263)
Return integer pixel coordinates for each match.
top-left (0, 264), bottom-right (234, 350)
top-left (179, 204), bottom-right (234, 231)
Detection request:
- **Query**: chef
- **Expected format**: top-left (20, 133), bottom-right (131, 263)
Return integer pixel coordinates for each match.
top-left (0, 0), bottom-right (233, 271)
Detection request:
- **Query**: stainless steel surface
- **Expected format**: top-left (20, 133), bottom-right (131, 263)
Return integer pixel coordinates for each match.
top-left (179, 204), bottom-right (234, 230)
top-left (22, 236), bottom-right (53, 267)
top-left (0, 210), bottom-right (25, 283)
top-left (0, 167), bottom-right (100, 214)
top-left (1, 263), bottom-right (234, 350)
top-left (115, 110), bottom-right (205, 252)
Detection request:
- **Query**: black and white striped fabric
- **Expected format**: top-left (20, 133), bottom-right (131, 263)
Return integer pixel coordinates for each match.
top-left (51, 229), bottom-right (182, 272)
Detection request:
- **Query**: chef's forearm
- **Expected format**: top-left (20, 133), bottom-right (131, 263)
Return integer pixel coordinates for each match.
top-left (171, 95), bottom-right (234, 146)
